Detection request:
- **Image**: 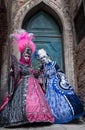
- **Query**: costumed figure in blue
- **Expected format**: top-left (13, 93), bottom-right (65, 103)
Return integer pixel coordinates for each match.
top-left (37, 48), bottom-right (84, 124)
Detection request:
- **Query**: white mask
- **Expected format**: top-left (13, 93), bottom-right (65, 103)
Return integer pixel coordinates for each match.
top-left (38, 49), bottom-right (52, 64)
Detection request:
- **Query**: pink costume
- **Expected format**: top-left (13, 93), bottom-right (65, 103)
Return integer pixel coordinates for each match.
top-left (0, 29), bottom-right (54, 127)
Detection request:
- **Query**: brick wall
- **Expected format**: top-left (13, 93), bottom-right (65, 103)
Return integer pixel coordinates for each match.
top-left (75, 37), bottom-right (85, 108)
top-left (0, 0), bottom-right (12, 106)
top-left (70, 0), bottom-right (85, 109)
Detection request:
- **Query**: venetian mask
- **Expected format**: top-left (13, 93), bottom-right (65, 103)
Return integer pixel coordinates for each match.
top-left (37, 49), bottom-right (52, 64)
top-left (22, 47), bottom-right (32, 60)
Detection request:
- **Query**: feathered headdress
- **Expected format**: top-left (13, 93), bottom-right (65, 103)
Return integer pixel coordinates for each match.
top-left (10, 29), bottom-right (36, 54)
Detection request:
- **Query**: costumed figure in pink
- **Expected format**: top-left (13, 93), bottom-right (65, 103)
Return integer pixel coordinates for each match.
top-left (0, 29), bottom-right (54, 127)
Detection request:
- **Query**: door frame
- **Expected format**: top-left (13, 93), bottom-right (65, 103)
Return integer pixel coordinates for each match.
top-left (12, 1), bottom-right (76, 88)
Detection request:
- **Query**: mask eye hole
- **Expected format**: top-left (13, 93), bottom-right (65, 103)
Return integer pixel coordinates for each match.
top-left (40, 56), bottom-right (45, 60)
top-left (24, 48), bottom-right (32, 55)
top-left (27, 49), bottom-right (31, 54)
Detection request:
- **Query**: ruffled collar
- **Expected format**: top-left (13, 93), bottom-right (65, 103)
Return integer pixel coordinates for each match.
top-left (46, 61), bottom-right (56, 68)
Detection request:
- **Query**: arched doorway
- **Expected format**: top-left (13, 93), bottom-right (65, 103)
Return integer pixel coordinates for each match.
top-left (13, 1), bottom-right (75, 87)
top-left (22, 11), bottom-right (63, 70)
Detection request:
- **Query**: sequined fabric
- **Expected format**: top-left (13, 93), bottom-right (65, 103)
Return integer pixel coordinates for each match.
top-left (0, 76), bottom-right (28, 127)
top-left (26, 77), bottom-right (54, 122)
top-left (0, 55), bottom-right (54, 127)
top-left (44, 61), bottom-right (84, 123)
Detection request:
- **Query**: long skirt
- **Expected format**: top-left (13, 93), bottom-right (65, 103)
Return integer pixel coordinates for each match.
top-left (46, 71), bottom-right (84, 124)
top-left (0, 76), bottom-right (54, 127)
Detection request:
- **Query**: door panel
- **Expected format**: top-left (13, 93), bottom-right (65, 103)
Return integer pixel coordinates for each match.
top-left (23, 11), bottom-right (63, 69)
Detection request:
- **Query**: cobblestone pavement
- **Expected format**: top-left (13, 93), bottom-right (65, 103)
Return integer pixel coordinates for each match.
top-left (0, 124), bottom-right (85, 130)
top-left (0, 117), bottom-right (85, 130)
top-left (0, 120), bottom-right (85, 130)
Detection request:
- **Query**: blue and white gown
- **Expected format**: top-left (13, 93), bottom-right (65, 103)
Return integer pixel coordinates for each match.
top-left (44, 61), bottom-right (84, 124)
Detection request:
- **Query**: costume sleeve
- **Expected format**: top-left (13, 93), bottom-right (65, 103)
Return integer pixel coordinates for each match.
top-left (55, 63), bottom-right (60, 71)
top-left (11, 55), bottom-right (21, 79)
top-left (8, 66), bottom-right (15, 100)
top-left (56, 71), bottom-right (74, 93)
top-left (8, 55), bottom-right (21, 100)
top-left (53, 63), bottom-right (74, 94)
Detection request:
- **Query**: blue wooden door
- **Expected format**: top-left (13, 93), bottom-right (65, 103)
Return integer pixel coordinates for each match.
top-left (23, 11), bottom-right (63, 69)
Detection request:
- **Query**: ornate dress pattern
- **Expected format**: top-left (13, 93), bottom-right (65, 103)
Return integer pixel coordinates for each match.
top-left (0, 55), bottom-right (54, 127)
top-left (44, 61), bottom-right (84, 123)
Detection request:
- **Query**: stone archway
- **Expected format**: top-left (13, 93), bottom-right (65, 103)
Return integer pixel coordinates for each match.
top-left (12, 0), bottom-right (76, 87)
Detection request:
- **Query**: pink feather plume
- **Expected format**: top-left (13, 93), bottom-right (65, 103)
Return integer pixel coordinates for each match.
top-left (10, 30), bottom-right (36, 53)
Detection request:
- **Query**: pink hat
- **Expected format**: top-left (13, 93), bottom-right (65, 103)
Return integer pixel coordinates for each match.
top-left (10, 29), bottom-right (36, 54)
